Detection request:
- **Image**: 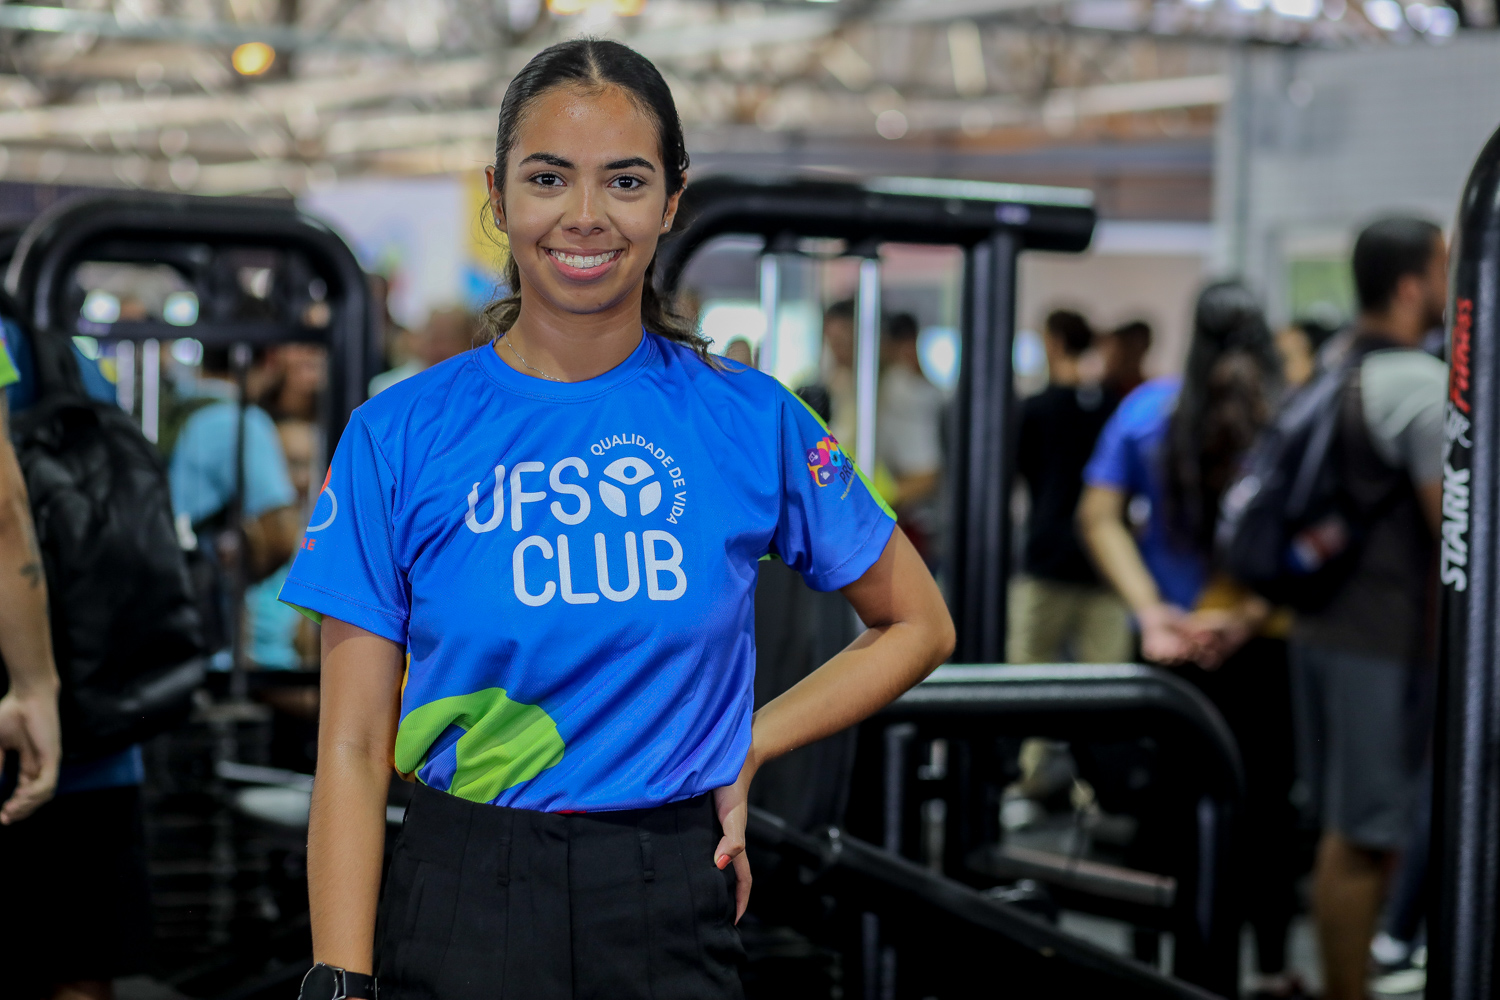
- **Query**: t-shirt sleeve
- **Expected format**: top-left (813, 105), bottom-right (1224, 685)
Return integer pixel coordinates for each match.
top-left (1083, 404), bottom-right (1135, 491)
top-left (772, 386), bottom-right (898, 592)
top-left (0, 327), bottom-right (18, 390)
top-left (1361, 352), bottom-right (1447, 486)
top-left (278, 410), bottom-right (410, 645)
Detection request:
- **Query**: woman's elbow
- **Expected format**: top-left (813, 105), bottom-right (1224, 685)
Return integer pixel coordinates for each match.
top-left (926, 604), bottom-right (957, 670)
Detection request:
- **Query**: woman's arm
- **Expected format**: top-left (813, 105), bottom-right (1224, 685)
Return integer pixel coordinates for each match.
top-left (713, 528), bottom-right (955, 917)
top-left (308, 617), bottom-right (404, 974)
top-left (1076, 484), bottom-right (1189, 664)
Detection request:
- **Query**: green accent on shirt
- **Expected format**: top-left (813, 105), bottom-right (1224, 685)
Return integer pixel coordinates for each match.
top-left (787, 386), bottom-right (899, 521)
top-left (0, 338), bottom-right (18, 389)
top-left (395, 687), bottom-right (565, 803)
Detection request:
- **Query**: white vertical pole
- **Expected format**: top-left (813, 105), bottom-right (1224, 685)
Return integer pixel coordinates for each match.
top-left (758, 253), bottom-right (780, 378)
top-left (115, 341), bottom-right (135, 415)
top-left (141, 338), bottom-right (160, 443)
top-left (854, 255), bottom-right (881, 473)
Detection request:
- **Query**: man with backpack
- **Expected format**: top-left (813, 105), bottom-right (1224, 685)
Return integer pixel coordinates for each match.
top-left (1288, 218), bottom-right (1448, 1000)
top-left (0, 324), bottom-right (61, 826)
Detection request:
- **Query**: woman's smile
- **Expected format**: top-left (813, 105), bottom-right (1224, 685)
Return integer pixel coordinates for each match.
top-left (544, 247), bottom-right (624, 280)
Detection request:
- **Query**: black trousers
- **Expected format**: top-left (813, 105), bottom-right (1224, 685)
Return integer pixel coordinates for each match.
top-left (0, 785), bottom-right (152, 997)
top-left (378, 783), bottom-right (746, 1000)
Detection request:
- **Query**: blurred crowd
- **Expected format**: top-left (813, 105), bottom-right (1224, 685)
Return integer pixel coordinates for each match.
top-left (1008, 217), bottom-right (1447, 1000)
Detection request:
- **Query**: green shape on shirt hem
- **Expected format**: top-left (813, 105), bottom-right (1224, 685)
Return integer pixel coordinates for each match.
top-left (395, 688), bottom-right (565, 803)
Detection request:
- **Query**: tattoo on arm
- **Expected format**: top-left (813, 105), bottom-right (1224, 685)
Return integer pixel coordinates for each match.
top-left (20, 560), bottom-right (41, 588)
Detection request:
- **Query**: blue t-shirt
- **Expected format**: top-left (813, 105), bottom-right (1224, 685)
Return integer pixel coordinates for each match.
top-left (280, 334), bottom-right (896, 813)
top-left (1082, 377), bottom-right (1208, 611)
top-left (169, 381), bottom-right (296, 525)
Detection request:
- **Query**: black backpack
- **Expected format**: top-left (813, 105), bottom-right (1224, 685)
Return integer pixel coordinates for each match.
top-left (4, 305), bottom-right (205, 762)
top-left (1216, 337), bottom-right (1405, 612)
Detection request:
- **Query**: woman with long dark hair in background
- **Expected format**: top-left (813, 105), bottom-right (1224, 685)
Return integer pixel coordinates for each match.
top-left (1079, 281), bottom-right (1305, 999)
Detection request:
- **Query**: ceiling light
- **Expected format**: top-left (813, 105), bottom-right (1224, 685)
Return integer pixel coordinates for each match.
top-left (875, 109), bottom-right (908, 140)
top-left (231, 42), bottom-right (276, 76)
top-left (1427, 4), bottom-right (1459, 33)
top-left (546, 0), bottom-right (645, 14)
top-left (1271, 0), bottom-right (1322, 18)
top-left (1363, 0), bottom-right (1405, 30)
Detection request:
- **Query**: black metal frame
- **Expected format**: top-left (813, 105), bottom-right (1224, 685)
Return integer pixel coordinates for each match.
top-left (1433, 120), bottom-right (1500, 1000)
top-left (3, 190), bottom-right (378, 442)
top-left (748, 805), bottom-right (1222, 1000)
top-left (658, 174), bottom-right (1096, 663)
top-left (865, 664), bottom-right (1244, 998)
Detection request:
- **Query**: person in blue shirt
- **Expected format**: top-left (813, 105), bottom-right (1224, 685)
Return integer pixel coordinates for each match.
top-left (282, 40), bottom-right (954, 1000)
top-left (1077, 281), bottom-right (1303, 997)
top-left (170, 345), bottom-right (301, 591)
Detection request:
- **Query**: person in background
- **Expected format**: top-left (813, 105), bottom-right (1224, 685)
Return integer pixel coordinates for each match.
top-left (0, 318), bottom-right (149, 1000)
top-left (246, 418), bottom-right (320, 670)
top-left (1289, 217), bottom-right (1447, 1000)
top-left (877, 313), bottom-right (943, 560)
top-left (0, 325), bottom-right (61, 826)
top-left (170, 346), bottom-right (300, 604)
top-left (1275, 316), bottom-right (1339, 389)
top-left (817, 299), bottom-right (858, 450)
top-left (1009, 309), bottom-right (1129, 664)
top-left (260, 343), bottom-right (329, 422)
top-left (368, 307), bottom-right (479, 396)
top-left (723, 336), bottom-right (754, 367)
top-left (1079, 282), bottom-right (1304, 998)
top-left (1100, 319), bottom-right (1152, 400)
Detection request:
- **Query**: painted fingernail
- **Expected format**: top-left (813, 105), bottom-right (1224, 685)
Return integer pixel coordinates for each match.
top-left (717, 854), bottom-right (729, 868)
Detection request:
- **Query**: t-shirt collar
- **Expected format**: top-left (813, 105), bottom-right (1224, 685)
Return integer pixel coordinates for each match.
top-left (476, 328), bottom-right (656, 401)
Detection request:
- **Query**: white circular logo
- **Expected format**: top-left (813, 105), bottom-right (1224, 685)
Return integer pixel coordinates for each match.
top-left (599, 456), bottom-right (661, 517)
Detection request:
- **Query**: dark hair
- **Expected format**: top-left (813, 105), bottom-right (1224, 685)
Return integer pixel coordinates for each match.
top-left (1289, 315), bottom-right (1339, 351)
top-left (1352, 216), bottom-right (1442, 314)
top-left (200, 344), bottom-right (267, 376)
top-left (886, 312), bottom-right (919, 342)
top-left (479, 39), bottom-right (706, 358)
top-left (1044, 309), bottom-right (1093, 357)
top-left (825, 299), bottom-right (856, 323)
top-left (1162, 281), bottom-right (1280, 551)
top-left (1111, 320), bottom-right (1153, 352)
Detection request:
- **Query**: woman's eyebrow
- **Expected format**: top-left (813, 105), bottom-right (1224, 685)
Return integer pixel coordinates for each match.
top-left (520, 152), bottom-right (573, 168)
top-left (604, 157), bottom-right (656, 171)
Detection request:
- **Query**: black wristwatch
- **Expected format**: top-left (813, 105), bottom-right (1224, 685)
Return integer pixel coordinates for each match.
top-left (299, 962), bottom-right (378, 1000)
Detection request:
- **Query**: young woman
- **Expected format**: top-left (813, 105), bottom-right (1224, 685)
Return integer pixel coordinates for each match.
top-left (281, 39), bottom-right (954, 1000)
top-left (1077, 281), bottom-right (1304, 998)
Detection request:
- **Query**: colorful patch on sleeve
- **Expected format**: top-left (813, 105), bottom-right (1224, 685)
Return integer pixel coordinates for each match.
top-left (806, 435), bottom-right (855, 491)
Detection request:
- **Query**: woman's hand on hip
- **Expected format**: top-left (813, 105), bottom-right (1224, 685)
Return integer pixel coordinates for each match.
top-left (712, 749), bottom-right (759, 924)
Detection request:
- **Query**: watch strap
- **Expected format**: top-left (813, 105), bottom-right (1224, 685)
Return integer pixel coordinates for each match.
top-left (340, 970), bottom-right (378, 1000)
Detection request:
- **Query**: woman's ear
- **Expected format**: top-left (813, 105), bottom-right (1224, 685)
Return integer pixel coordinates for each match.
top-left (661, 189), bottom-right (683, 233)
top-left (485, 164), bottom-right (506, 230)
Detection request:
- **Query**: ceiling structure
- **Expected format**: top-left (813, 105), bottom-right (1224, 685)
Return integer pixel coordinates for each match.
top-left (0, 0), bottom-right (1482, 197)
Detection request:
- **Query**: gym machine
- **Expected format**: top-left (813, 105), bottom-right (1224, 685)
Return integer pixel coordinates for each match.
top-left (661, 176), bottom-right (1243, 999)
top-left (1432, 118), bottom-right (1500, 1000)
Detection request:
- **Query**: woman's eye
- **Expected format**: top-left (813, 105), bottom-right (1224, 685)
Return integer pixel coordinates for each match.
top-left (611, 175), bottom-right (644, 190)
top-left (531, 172), bottom-right (564, 187)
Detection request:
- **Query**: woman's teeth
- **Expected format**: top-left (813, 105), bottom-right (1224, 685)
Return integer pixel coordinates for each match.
top-left (550, 249), bottom-right (620, 269)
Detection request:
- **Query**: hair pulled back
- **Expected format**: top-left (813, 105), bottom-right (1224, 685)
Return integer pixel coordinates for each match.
top-left (479, 39), bottom-right (707, 358)
top-left (1161, 280), bottom-right (1281, 551)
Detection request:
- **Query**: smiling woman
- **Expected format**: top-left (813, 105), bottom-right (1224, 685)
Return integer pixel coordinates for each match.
top-left (479, 39), bottom-right (707, 383)
top-left (285, 38), bottom-right (953, 1000)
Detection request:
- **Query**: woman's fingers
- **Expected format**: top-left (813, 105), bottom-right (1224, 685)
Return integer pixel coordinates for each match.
top-left (732, 849), bottom-right (752, 923)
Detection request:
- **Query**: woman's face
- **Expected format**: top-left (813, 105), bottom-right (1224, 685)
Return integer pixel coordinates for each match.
top-left (487, 84), bottom-right (680, 322)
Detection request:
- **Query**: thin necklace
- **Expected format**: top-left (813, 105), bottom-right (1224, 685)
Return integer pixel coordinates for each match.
top-left (502, 331), bottom-right (563, 383)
